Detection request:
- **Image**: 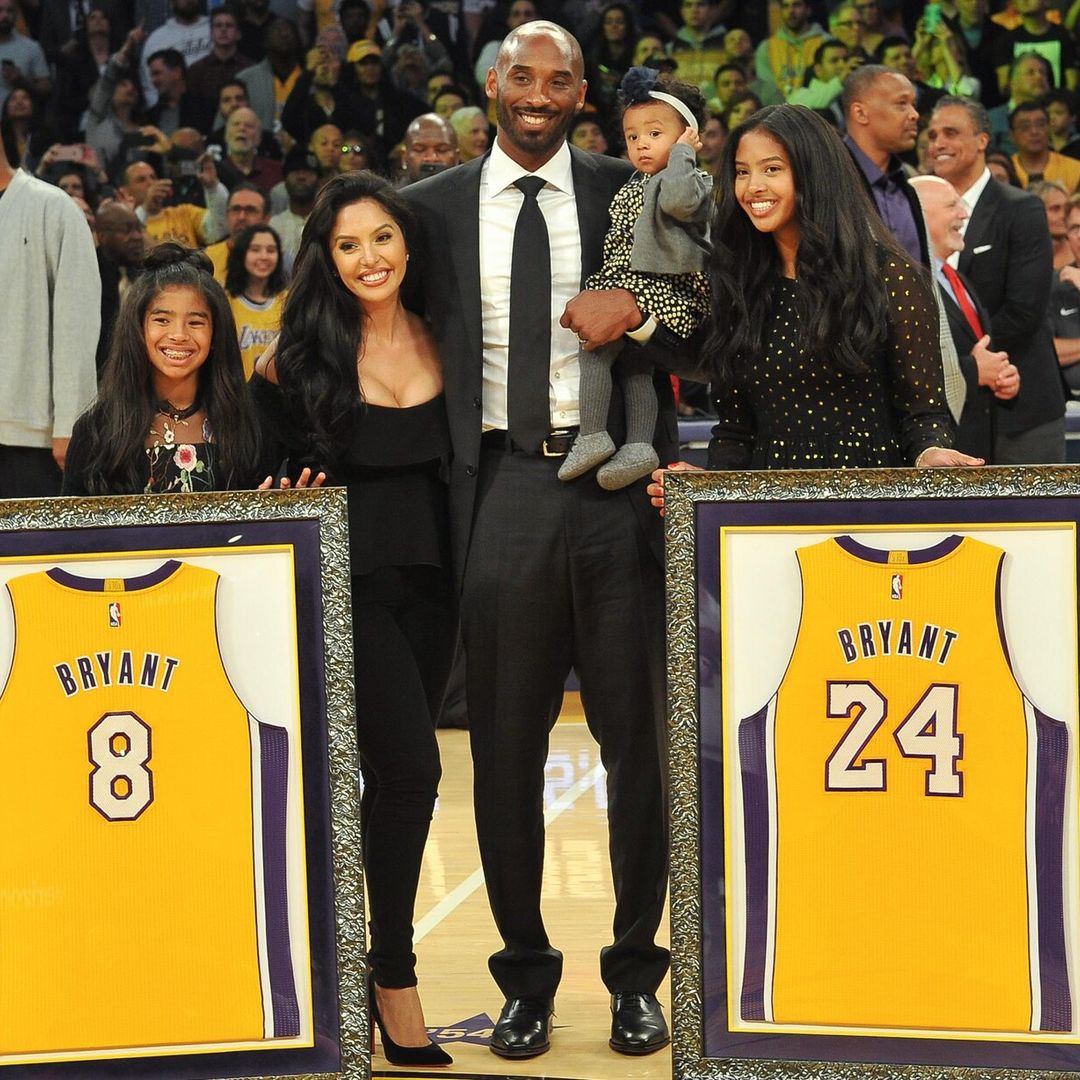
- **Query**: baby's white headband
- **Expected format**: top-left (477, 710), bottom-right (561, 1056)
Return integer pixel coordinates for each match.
top-left (648, 90), bottom-right (699, 133)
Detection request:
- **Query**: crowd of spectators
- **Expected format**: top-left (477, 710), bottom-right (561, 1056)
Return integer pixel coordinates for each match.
top-left (8, 0), bottom-right (1080, 487)
top-left (18, 1), bottom-right (1080, 234)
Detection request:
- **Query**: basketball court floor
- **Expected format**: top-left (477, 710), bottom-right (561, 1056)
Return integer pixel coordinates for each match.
top-left (372, 694), bottom-right (673, 1079)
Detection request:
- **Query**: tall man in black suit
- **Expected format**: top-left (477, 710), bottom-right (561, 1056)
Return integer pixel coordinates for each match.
top-left (928, 95), bottom-right (1066, 463)
top-left (911, 174), bottom-right (1021, 460)
top-left (404, 20), bottom-right (675, 1062)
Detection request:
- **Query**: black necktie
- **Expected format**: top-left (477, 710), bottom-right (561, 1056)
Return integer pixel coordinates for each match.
top-left (507, 175), bottom-right (551, 451)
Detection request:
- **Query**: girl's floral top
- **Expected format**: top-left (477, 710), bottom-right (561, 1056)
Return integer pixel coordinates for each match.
top-left (145, 415), bottom-right (216, 494)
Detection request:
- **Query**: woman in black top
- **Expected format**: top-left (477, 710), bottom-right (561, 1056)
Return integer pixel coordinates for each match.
top-left (252, 171), bottom-right (453, 1068)
top-left (705, 104), bottom-right (981, 469)
top-left (646, 105), bottom-right (981, 511)
top-left (63, 244), bottom-right (264, 496)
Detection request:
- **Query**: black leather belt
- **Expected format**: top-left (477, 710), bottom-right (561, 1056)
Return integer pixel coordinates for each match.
top-left (481, 428), bottom-right (579, 457)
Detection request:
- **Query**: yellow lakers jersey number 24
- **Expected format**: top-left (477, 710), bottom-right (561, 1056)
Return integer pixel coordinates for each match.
top-left (739, 536), bottom-right (1071, 1034)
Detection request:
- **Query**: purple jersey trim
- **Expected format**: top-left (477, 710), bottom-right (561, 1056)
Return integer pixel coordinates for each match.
top-left (833, 535), bottom-right (963, 564)
top-left (739, 703), bottom-right (770, 1022)
top-left (995, 556), bottom-right (1013, 670)
top-left (1034, 705), bottom-right (1071, 1032)
top-left (993, 551), bottom-right (1070, 1030)
top-left (259, 722), bottom-right (301, 1037)
top-left (47, 560), bottom-right (182, 592)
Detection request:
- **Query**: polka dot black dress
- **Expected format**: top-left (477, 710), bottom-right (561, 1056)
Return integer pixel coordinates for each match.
top-left (588, 173), bottom-right (710, 339)
top-left (708, 255), bottom-right (955, 469)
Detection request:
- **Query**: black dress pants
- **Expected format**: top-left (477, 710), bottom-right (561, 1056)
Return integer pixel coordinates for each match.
top-left (353, 563), bottom-right (455, 988)
top-left (461, 447), bottom-right (670, 1000)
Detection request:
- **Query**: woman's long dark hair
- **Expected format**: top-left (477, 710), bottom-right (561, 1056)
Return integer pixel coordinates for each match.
top-left (0, 78), bottom-right (42, 166)
top-left (225, 223), bottom-right (288, 298)
top-left (587, 2), bottom-right (638, 68)
top-left (275, 170), bottom-right (417, 466)
top-left (78, 243), bottom-right (262, 493)
top-left (705, 104), bottom-right (912, 387)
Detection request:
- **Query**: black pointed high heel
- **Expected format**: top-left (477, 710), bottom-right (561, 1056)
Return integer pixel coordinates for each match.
top-left (368, 976), bottom-right (453, 1067)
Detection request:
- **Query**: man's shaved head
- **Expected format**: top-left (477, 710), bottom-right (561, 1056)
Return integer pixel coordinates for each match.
top-left (494, 20), bottom-right (584, 81)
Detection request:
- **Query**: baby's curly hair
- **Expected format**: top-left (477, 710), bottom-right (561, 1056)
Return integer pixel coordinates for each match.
top-left (619, 66), bottom-right (707, 129)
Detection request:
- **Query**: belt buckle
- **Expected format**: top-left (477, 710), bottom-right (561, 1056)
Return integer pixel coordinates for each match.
top-left (542, 429), bottom-right (574, 457)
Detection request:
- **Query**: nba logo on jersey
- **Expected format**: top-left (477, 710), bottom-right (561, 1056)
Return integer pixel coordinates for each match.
top-left (890, 573), bottom-right (902, 600)
top-left (108, 601), bottom-right (121, 628)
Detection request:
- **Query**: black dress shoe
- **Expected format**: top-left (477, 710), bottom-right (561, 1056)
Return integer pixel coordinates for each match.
top-left (609, 992), bottom-right (670, 1055)
top-left (489, 997), bottom-right (554, 1058)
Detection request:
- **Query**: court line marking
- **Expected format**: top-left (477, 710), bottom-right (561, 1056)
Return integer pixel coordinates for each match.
top-left (414, 762), bottom-right (607, 943)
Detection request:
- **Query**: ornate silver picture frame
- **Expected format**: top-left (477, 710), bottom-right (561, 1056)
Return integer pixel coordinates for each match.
top-left (0, 488), bottom-right (367, 1080)
top-left (666, 466), bottom-right (1080, 1080)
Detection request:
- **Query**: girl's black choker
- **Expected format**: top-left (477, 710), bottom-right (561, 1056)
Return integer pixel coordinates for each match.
top-left (155, 397), bottom-right (201, 423)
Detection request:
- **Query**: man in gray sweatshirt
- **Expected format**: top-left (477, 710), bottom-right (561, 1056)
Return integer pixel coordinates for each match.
top-left (0, 130), bottom-right (99, 496)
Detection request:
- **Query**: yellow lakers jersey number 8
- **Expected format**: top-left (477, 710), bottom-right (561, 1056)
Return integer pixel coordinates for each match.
top-left (0, 560), bottom-right (299, 1057)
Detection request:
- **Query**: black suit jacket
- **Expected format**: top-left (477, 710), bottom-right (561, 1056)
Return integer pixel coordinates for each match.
top-left (403, 146), bottom-right (681, 583)
top-left (957, 176), bottom-right (1065, 435)
top-left (938, 268), bottom-right (998, 460)
top-left (96, 250), bottom-right (123, 378)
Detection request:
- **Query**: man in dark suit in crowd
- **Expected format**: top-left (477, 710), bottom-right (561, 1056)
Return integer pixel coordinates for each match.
top-left (403, 19), bottom-right (676, 1063)
top-left (911, 174), bottom-right (1020, 460)
top-left (842, 64), bottom-right (927, 264)
top-left (842, 65), bottom-right (969, 433)
top-left (93, 201), bottom-right (145, 376)
top-left (928, 95), bottom-right (1066, 463)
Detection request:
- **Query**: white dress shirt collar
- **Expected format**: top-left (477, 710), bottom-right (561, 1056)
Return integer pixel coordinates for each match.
top-left (959, 165), bottom-right (992, 215)
top-left (485, 137), bottom-right (575, 197)
top-left (946, 166), bottom-right (992, 267)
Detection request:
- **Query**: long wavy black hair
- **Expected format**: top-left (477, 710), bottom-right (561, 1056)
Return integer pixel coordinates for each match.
top-left (705, 104), bottom-right (915, 388)
top-left (77, 244), bottom-right (262, 493)
top-left (275, 169), bottom-right (417, 466)
top-left (225, 223), bottom-right (288, 299)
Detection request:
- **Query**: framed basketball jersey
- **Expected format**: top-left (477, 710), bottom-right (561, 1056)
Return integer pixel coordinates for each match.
top-left (0, 491), bottom-right (367, 1080)
top-left (0, 560), bottom-right (301, 1054)
top-left (663, 467), bottom-right (1080, 1080)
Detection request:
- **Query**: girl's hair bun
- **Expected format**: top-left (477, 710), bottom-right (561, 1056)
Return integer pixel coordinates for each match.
top-left (143, 241), bottom-right (214, 276)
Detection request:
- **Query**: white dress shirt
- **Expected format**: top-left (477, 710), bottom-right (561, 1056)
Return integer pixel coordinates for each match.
top-left (479, 139), bottom-right (583, 431)
top-left (947, 166), bottom-right (993, 268)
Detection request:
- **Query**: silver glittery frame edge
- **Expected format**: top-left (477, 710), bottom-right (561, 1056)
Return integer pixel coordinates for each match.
top-left (665, 465), bottom-right (1080, 1080)
top-left (0, 488), bottom-right (368, 1080)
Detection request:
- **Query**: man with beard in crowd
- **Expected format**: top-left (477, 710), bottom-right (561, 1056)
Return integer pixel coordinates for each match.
top-left (269, 145), bottom-right (319, 272)
top-left (404, 19), bottom-right (678, 1062)
top-left (93, 202), bottom-right (145, 375)
top-left (216, 105), bottom-right (282, 193)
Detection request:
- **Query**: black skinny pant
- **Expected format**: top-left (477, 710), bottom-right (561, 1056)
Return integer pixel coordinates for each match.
top-left (352, 563), bottom-right (455, 988)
